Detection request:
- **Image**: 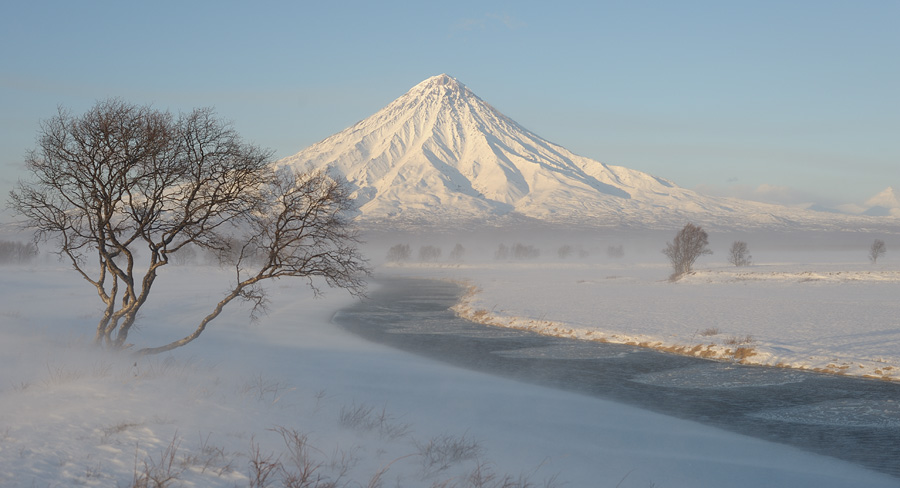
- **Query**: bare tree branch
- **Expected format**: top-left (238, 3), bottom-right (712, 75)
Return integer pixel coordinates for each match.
top-left (9, 99), bottom-right (369, 355)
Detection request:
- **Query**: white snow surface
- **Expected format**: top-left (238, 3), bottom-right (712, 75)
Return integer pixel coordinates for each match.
top-left (425, 261), bottom-right (900, 381)
top-left (277, 74), bottom-right (894, 231)
top-left (2, 250), bottom-right (900, 487)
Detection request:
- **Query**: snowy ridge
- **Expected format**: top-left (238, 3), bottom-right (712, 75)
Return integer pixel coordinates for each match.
top-left (280, 75), bottom-right (895, 231)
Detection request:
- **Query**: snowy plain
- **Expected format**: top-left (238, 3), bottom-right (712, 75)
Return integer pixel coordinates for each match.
top-left (1, 234), bottom-right (899, 487)
top-left (444, 260), bottom-right (900, 382)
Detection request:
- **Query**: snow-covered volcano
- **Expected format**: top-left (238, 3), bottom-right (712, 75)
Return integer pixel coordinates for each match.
top-left (278, 75), bottom-right (869, 230)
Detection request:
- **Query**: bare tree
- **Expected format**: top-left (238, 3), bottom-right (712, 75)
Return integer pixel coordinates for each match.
top-left (418, 245), bottom-right (442, 262)
top-left (9, 99), bottom-right (368, 355)
top-left (728, 241), bottom-right (752, 267)
top-left (607, 244), bottom-right (625, 259)
top-left (449, 243), bottom-right (465, 261)
top-left (494, 243), bottom-right (509, 260)
top-left (663, 223), bottom-right (712, 279)
top-left (386, 244), bottom-right (411, 263)
top-left (0, 240), bottom-right (39, 264)
top-left (869, 239), bottom-right (887, 264)
top-left (511, 243), bottom-right (539, 260)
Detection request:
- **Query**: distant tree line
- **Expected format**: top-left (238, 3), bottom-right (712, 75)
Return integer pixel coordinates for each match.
top-left (0, 240), bottom-right (39, 264)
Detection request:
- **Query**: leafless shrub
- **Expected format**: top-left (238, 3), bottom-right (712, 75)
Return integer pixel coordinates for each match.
top-left (419, 245), bottom-right (443, 262)
top-left (191, 433), bottom-right (235, 476)
top-left (728, 241), bottom-right (752, 267)
top-left (327, 446), bottom-right (359, 483)
top-left (313, 389), bottom-right (329, 413)
top-left (415, 433), bottom-right (483, 475)
top-left (248, 438), bottom-right (281, 488)
top-left (238, 374), bottom-right (293, 404)
top-left (366, 455), bottom-right (415, 488)
top-left (43, 362), bottom-right (83, 385)
top-left (869, 239), bottom-right (887, 264)
top-left (386, 244), bottom-right (412, 263)
top-left (271, 426), bottom-right (330, 488)
top-left (723, 335), bottom-right (754, 346)
top-left (339, 402), bottom-right (411, 440)
top-left (663, 223), bottom-right (712, 280)
top-left (470, 463), bottom-right (562, 488)
top-left (101, 421), bottom-right (142, 443)
top-left (606, 244), bottom-right (625, 259)
top-left (699, 327), bottom-right (719, 337)
top-left (339, 402), bottom-right (376, 430)
top-left (131, 356), bottom-right (195, 380)
top-left (131, 434), bottom-right (187, 488)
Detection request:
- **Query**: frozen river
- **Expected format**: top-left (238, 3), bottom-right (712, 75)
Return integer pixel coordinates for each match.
top-left (334, 277), bottom-right (900, 478)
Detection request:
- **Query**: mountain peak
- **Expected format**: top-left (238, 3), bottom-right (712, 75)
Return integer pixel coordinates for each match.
top-left (414, 73), bottom-right (462, 89)
top-left (278, 75), bottom-right (857, 231)
top-left (865, 186), bottom-right (899, 209)
top-left (404, 73), bottom-right (472, 102)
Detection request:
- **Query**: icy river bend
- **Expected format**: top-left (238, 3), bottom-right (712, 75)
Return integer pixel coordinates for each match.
top-left (333, 277), bottom-right (900, 478)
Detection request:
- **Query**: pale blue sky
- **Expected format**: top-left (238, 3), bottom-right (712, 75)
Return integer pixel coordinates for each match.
top-left (2, 1), bottom-right (898, 211)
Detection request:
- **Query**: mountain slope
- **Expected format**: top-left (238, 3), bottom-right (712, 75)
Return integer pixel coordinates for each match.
top-left (278, 75), bottom-right (885, 231)
top-left (863, 187), bottom-right (900, 217)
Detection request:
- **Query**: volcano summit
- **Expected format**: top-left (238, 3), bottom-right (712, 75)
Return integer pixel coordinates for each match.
top-left (279, 75), bottom-right (859, 231)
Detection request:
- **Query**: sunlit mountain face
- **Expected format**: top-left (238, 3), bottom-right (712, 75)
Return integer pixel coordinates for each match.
top-left (279, 75), bottom-right (888, 232)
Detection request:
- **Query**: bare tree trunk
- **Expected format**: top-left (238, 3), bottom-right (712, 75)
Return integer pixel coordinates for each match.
top-left (134, 285), bottom-right (247, 356)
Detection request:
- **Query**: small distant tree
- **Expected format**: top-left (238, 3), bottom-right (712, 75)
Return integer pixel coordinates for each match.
top-left (494, 243), bottom-right (509, 260)
top-left (386, 244), bottom-right (412, 263)
top-left (418, 245), bottom-right (442, 262)
top-left (512, 243), bottom-right (540, 260)
top-left (663, 223), bottom-right (712, 279)
top-left (869, 239), bottom-right (887, 264)
top-left (169, 244), bottom-right (197, 266)
top-left (449, 243), bottom-right (465, 261)
top-left (607, 244), bottom-right (625, 259)
top-left (728, 241), bottom-right (752, 267)
top-left (557, 244), bottom-right (573, 259)
top-left (0, 240), bottom-right (39, 264)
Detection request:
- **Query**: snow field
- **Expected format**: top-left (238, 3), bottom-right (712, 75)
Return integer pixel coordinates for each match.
top-left (1, 263), bottom-right (898, 487)
top-left (412, 260), bottom-right (900, 381)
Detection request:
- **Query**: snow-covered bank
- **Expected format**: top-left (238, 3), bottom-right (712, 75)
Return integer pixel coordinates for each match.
top-left (403, 260), bottom-right (900, 382)
top-left (2, 265), bottom-right (899, 487)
